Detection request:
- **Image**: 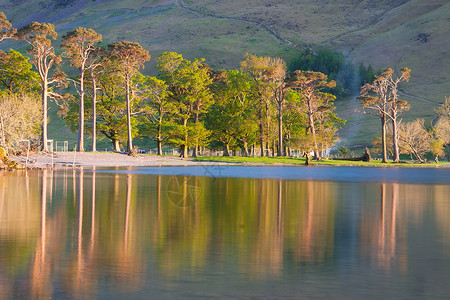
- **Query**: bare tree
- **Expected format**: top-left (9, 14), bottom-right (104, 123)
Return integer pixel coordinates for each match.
top-left (398, 119), bottom-right (430, 162)
top-left (0, 93), bottom-right (41, 151)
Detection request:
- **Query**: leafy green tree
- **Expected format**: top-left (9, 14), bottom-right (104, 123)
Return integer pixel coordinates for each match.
top-left (208, 70), bottom-right (258, 156)
top-left (94, 63), bottom-right (130, 151)
top-left (155, 52), bottom-right (212, 158)
top-left (61, 27), bottom-right (102, 152)
top-left (108, 41), bottom-right (150, 153)
top-left (135, 75), bottom-right (174, 155)
top-left (241, 53), bottom-right (277, 156)
top-left (283, 90), bottom-right (305, 156)
top-left (0, 49), bottom-right (40, 94)
top-left (16, 22), bottom-right (66, 152)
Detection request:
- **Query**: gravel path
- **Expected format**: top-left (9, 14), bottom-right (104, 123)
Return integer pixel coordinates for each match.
top-left (11, 152), bottom-right (231, 168)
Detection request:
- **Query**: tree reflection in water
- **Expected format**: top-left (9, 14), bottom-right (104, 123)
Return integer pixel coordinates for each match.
top-left (0, 169), bottom-right (449, 298)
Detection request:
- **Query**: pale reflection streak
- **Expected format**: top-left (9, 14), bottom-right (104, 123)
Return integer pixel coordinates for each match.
top-left (361, 183), bottom-right (401, 272)
top-left (30, 169), bottom-right (51, 299)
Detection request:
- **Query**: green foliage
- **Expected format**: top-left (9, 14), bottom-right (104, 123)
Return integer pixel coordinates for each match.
top-left (155, 52), bottom-right (213, 157)
top-left (288, 48), bottom-right (356, 96)
top-left (207, 70), bottom-right (258, 153)
top-left (358, 63), bottom-right (377, 86)
top-left (337, 146), bottom-right (351, 158)
top-left (0, 49), bottom-right (40, 95)
top-left (135, 74), bottom-right (175, 148)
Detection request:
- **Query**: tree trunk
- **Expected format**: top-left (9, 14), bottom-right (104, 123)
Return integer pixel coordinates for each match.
top-left (180, 118), bottom-right (188, 158)
top-left (223, 143), bottom-right (230, 156)
top-left (307, 99), bottom-right (320, 160)
top-left (77, 68), bottom-right (85, 152)
top-left (179, 145), bottom-right (188, 158)
top-left (242, 142), bottom-right (249, 157)
top-left (193, 112), bottom-right (199, 157)
top-left (392, 117), bottom-right (400, 163)
top-left (381, 114), bottom-right (387, 163)
top-left (125, 75), bottom-right (133, 153)
top-left (157, 139), bottom-right (162, 155)
top-left (272, 141), bottom-right (276, 157)
top-left (91, 69), bottom-right (97, 152)
top-left (259, 104), bottom-right (264, 157)
top-left (42, 82), bottom-right (48, 152)
top-left (0, 116), bottom-right (5, 147)
top-left (277, 102), bottom-right (283, 156)
top-left (112, 139), bottom-right (120, 152)
top-left (304, 152), bottom-right (310, 166)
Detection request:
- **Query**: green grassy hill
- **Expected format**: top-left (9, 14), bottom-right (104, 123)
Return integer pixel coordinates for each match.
top-left (1, 0), bottom-right (448, 148)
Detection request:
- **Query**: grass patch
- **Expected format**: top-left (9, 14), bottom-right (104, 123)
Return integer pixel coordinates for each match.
top-left (194, 156), bottom-right (450, 168)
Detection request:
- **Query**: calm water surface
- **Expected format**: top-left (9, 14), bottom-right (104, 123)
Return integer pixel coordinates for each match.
top-left (1, 166), bottom-right (449, 299)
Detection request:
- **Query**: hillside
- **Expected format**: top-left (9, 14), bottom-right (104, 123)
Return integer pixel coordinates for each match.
top-left (0, 0), bottom-right (448, 147)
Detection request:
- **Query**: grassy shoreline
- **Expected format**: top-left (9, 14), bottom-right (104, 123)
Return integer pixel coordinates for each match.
top-left (194, 156), bottom-right (450, 168)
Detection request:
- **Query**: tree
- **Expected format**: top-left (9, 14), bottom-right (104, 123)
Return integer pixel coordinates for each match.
top-left (93, 62), bottom-right (129, 151)
top-left (0, 93), bottom-right (41, 151)
top-left (385, 68), bottom-right (411, 162)
top-left (0, 49), bottom-right (40, 94)
top-left (86, 46), bottom-right (107, 152)
top-left (108, 41), bottom-right (150, 153)
top-left (359, 69), bottom-right (391, 163)
top-left (267, 57), bottom-right (289, 156)
top-left (435, 97), bottom-right (450, 118)
top-left (62, 27), bottom-right (102, 152)
top-left (0, 12), bottom-right (15, 41)
top-left (398, 119), bottom-right (430, 162)
top-left (136, 75), bottom-right (174, 155)
top-left (155, 52), bottom-right (212, 158)
top-left (283, 90), bottom-right (305, 156)
top-left (207, 70), bottom-right (257, 156)
top-left (240, 54), bottom-right (277, 157)
top-left (289, 70), bottom-right (337, 159)
top-left (16, 22), bottom-right (66, 152)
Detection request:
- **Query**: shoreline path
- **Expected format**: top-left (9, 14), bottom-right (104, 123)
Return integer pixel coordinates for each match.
top-left (11, 152), bottom-right (230, 168)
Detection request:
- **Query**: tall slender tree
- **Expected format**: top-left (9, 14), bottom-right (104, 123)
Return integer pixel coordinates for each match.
top-left (62, 27), bottom-right (102, 152)
top-left (267, 57), bottom-right (288, 156)
top-left (359, 68), bottom-right (410, 163)
top-left (386, 68), bottom-right (410, 162)
top-left (241, 54), bottom-right (275, 157)
top-left (16, 22), bottom-right (66, 152)
top-left (108, 41), bottom-right (150, 153)
top-left (290, 70), bottom-right (336, 159)
top-left (86, 46), bottom-right (106, 152)
top-left (359, 70), bottom-right (391, 163)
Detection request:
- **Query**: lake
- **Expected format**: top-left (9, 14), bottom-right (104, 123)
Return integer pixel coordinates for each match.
top-left (1, 166), bottom-right (449, 299)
